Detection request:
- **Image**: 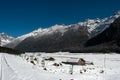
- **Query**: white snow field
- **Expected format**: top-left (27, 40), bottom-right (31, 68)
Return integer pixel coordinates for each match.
top-left (0, 52), bottom-right (120, 80)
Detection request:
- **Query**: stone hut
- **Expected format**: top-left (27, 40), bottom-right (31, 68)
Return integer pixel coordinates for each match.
top-left (62, 58), bottom-right (86, 65)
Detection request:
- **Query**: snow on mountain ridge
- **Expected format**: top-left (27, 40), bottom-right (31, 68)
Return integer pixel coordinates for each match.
top-left (5, 11), bottom-right (120, 48)
top-left (0, 33), bottom-right (14, 46)
top-left (114, 11), bottom-right (120, 16)
top-left (80, 11), bottom-right (120, 36)
top-left (78, 18), bottom-right (101, 33)
top-left (91, 11), bottom-right (120, 35)
top-left (5, 24), bottom-right (69, 48)
top-left (17, 24), bottom-right (68, 40)
top-left (16, 11), bottom-right (120, 40)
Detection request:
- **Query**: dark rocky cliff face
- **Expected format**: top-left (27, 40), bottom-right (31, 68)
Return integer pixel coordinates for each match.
top-left (15, 25), bottom-right (89, 52)
top-left (85, 17), bottom-right (120, 53)
top-left (86, 17), bottom-right (120, 46)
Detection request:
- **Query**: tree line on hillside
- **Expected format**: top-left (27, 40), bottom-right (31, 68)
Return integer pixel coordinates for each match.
top-left (0, 46), bottom-right (25, 55)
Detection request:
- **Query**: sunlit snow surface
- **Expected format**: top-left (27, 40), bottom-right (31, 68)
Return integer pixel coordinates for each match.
top-left (0, 52), bottom-right (120, 80)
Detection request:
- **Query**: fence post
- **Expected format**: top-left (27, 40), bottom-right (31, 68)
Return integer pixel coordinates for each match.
top-left (69, 65), bottom-right (73, 75)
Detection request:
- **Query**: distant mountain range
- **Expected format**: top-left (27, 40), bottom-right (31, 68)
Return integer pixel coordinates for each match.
top-left (2, 11), bottom-right (120, 53)
top-left (0, 33), bottom-right (15, 46)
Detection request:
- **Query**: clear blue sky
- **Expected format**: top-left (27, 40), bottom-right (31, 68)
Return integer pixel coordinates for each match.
top-left (0, 0), bottom-right (120, 37)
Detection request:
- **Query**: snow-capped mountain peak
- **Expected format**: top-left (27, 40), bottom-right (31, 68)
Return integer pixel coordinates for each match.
top-left (78, 11), bottom-right (120, 36)
top-left (5, 10), bottom-right (120, 50)
top-left (0, 33), bottom-right (15, 46)
top-left (13, 11), bottom-right (120, 41)
top-left (78, 18), bottom-right (101, 33)
top-left (5, 24), bottom-right (69, 48)
top-left (17, 24), bottom-right (68, 40)
top-left (115, 11), bottom-right (120, 15)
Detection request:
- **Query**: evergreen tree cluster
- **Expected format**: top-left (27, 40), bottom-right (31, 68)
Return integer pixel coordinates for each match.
top-left (0, 46), bottom-right (25, 55)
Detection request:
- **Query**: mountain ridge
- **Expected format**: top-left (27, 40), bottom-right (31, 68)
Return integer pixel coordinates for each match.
top-left (4, 11), bottom-right (120, 52)
top-left (0, 33), bottom-right (15, 46)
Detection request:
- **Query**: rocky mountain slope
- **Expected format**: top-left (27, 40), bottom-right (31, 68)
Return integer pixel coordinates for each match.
top-left (85, 16), bottom-right (120, 53)
top-left (0, 33), bottom-right (14, 46)
top-left (4, 11), bottom-right (120, 52)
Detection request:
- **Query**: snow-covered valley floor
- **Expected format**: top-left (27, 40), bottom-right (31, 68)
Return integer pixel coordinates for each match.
top-left (0, 52), bottom-right (120, 80)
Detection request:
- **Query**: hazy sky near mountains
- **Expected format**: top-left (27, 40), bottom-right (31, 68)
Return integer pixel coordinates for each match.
top-left (0, 0), bottom-right (120, 37)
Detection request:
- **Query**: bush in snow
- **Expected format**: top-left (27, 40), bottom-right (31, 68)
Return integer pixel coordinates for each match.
top-left (45, 57), bottom-right (55, 61)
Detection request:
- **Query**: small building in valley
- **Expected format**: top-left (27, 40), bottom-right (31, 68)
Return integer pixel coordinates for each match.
top-left (62, 58), bottom-right (86, 65)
